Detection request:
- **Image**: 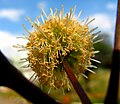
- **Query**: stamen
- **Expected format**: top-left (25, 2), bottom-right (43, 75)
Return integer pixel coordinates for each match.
top-left (82, 73), bottom-right (88, 78)
top-left (77, 10), bottom-right (82, 20)
top-left (53, 8), bottom-right (58, 16)
top-left (40, 5), bottom-right (48, 19)
top-left (26, 17), bottom-right (34, 26)
top-left (93, 34), bottom-right (99, 40)
top-left (50, 8), bottom-right (53, 16)
top-left (22, 24), bottom-right (32, 34)
top-left (18, 49), bottom-right (28, 51)
top-left (13, 44), bottom-right (25, 48)
top-left (48, 87), bottom-right (52, 94)
top-left (17, 36), bottom-right (28, 40)
top-left (66, 13), bottom-right (69, 29)
top-left (41, 13), bottom-right (45, 23)
top-left (86, 18), bottom-right (95, 25)
top-left (71, 5), bottom-right (76, 18)
top-left (84, 17), bottom-right (89, 25)
top-left (60, 5), bottom-right (64, 19)
top-left (94, 31), bottom-right (101, 35)
top-left (31, 74), bottom-right (38, 82)
top-left (20, 58), bottom-right (28, 61)
top-left (69, 8), bottom-right (73, 20)
top-left (19, 60), bottom-right (28, 63)
top-left (21, 64), bottom-right (31, 68)
top-left (34, 16), bottom-right (41, 26)
top-left (29, 72), bottom-right (36, 81)
top-left (93, 51), bottom-right (100, 54)
top-left (62, 88), bottom-right (65, 95)
top-left (93, 39), bottom-right (103, 44)
top-left (88, 65), bottom-right (97, 68)
top-left (89, 27), bottom-right (98, 33)
top-left (90, 58), bottom-right (101, 63)
top-left (86, 68), bottom-right (95, 74)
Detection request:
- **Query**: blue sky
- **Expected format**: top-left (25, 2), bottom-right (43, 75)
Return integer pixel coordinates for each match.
top-left (0, 0), bottom-right (118, 60)
top-left (0, 0), bottom-right (117, 33)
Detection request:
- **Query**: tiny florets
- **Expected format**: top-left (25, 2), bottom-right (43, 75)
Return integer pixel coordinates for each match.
top-left (14, 6), bottom-right (101, 91)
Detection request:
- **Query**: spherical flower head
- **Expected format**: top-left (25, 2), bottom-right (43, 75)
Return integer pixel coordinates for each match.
top-left (14, 6), bottom-right (101, 91)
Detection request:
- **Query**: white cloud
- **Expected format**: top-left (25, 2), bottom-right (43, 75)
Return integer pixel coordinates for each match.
top-left (106, 2), bottom-right (116, 11)
top-left (0, 30), bottom-right (35, 78)
top-left (0, 9), bottom-right (25, 21)
top-left (89, 13), bottom-right (116, 44)
top-left (0, 30), bottom-right (28, 60)
top-left (90, 13), bottom-right (113, 33)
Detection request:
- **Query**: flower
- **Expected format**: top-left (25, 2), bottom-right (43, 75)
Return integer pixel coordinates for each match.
top-left (14, 6), bottom-right (101, 91)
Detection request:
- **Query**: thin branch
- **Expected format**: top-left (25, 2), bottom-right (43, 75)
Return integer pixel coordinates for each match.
top-left (63, 60), bottom-right (92, 104)
top-left (0, 51), bottom-right (60, 104)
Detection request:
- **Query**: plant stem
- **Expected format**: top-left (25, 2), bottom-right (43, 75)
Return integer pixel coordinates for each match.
top-left (0, 51), bottom-right (60, 104)
top-left (104, 0), bottom-right (120, 104)
top-left (63, 60), bottom-right (92, 104)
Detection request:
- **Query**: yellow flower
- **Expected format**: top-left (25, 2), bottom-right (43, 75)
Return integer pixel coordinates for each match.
top-left (14, 6), bottom-right (101, 91)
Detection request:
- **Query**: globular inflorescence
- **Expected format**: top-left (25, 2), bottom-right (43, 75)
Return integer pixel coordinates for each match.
top-left (14, 6), bottom-right (101, 91)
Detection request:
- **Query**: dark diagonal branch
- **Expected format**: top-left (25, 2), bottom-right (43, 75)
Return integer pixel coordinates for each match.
top-left (0, 51), bottom-right (60, 104)
top-left (104, 0), bottom-right (120, 104)
top-left (63, 60), bottom-right (92, 104)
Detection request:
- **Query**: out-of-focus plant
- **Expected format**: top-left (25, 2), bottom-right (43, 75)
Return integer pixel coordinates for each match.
top-left (14, 6), bottom-right (101, 93)
top-left (94, 34), bottom-right (112, 68)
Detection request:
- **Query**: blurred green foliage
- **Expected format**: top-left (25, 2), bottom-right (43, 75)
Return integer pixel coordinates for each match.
top-left (94, 33), bottom-right (113, 68)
